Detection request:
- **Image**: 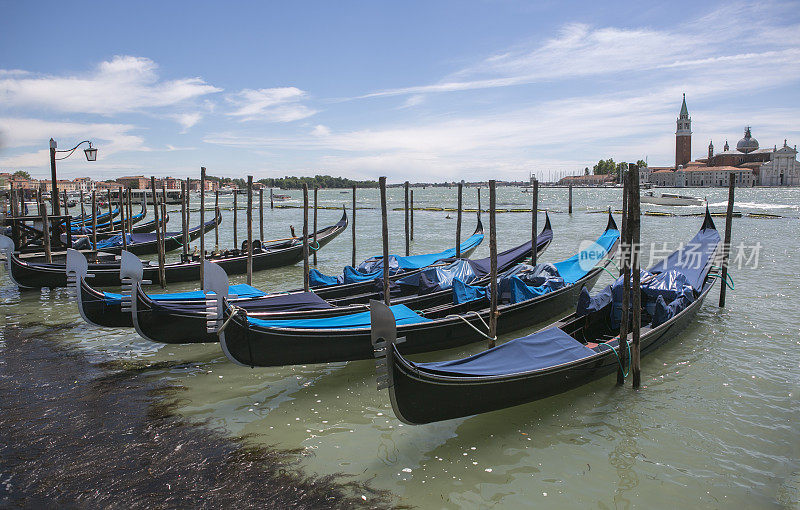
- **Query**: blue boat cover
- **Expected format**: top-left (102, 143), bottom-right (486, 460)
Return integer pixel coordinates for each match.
top-left (247, 304), bottom-right (431, 330)
top-left (453, 277), bottom-right (488, 304)
top-left (70, 210), bottom-right (144, 233)
top-left (466, 224), bottom-right (553, 276)
top-left (577, 221), bottom-right (718, 327)
top-left (416, 327), bottom-right (596, 377)
top-left (552, 228), bottom-right (619, 284)
top-left (647, 224), bottom-right (720, 291)
top-left (237, 292), bottom-right (335, 312)
top-left (309, 231), bottom-right (484, 287)
top-left (103, 283), bottom-right (266, 306)
top-left (397, 259), bottom-right (479, 293)
top-left (453, 227), bottom-right (618, 305)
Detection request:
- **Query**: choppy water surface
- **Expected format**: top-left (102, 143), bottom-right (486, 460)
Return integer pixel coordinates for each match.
top-left (2, 186), bottom-right (799, 508)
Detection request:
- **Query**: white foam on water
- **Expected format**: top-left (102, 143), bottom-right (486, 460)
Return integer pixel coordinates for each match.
top-left (709, 201), bottom-right (797, 210)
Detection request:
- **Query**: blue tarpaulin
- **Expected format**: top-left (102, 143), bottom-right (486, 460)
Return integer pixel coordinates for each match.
top-left (247, 303), bottom-right (431, 330)
top-left (416, 327), bottom-right (596, 376)
top-left (103, 283), bottom-right (266, 306)
top-left (310, 230), bottom-right (484, 287)
top-left (552, 228), bottom-right (619, 284)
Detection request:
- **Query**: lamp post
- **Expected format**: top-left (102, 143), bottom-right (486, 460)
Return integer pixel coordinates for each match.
top-left (49, 138), bottom-right (98, 216)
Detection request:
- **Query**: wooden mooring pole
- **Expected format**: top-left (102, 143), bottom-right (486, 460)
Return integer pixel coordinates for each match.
top-left (488, 180), bottom-right (498, 348)
top-left (404, 181), bottom-right (410, 256)
top-left (719, 174), bottom-right (735, 307)
top-left (410, 189), bottom-right (414, 241)
top-left (233, 191), bottom-right (238, 250)
top-left (630, 165), bottom-right (642, 388)
top-left (181, 181), bottom-right (189, 261)
top-left (119, 187), bottom-right (127, 252)
top-left (259, 187), bottom-right (264, 241)
top-left (91, 190), bottom-right (97, 250)
top-left (379, 176), bottom-right (390, 305)
top-left (199, 167), bottom-right (206, 290)
top-left (270, 188), bottom-right (274, 209)
top-left (313, 186), bottom-right (318, 266)
top-left (351, 185), bottom-right (357, 267)
top-left (568, 183), bottom-right (573, 214)
top-left (302, 183), bottom-right (310, 292)
top-left (617, 170), bottom-right (630, 385)
top-left (38, 190), bottom-right (52, 263)
top-left (149, 178), bottom-right (165, 288)
top-left (456, 181), bottom-right (463, 258)
top-left (531, 179), bottom-right (538, 266)
top-left (247, 176), bottom-right (254, 285)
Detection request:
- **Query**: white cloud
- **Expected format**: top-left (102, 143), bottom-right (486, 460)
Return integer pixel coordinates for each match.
top-left (0, 56), bottom-right (221, 116)
top-left (172, 112), bottom-right (204, 132)
top-left (354, 2), bottom-right (800, 101)
top-left (226, 87), bottom-right (317, 122)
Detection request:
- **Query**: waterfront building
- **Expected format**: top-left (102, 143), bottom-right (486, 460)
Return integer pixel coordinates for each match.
top-left (648, 97), bottom-right (799, 187)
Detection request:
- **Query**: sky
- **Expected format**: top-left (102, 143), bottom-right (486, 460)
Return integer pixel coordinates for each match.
top-left (1, 0), bottom-right (799, 183)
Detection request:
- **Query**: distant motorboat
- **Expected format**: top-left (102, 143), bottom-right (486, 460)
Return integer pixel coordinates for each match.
top-left (273, 194), bottom-right (291, 200)
top-left (641, 192), bottom-right (705, 206)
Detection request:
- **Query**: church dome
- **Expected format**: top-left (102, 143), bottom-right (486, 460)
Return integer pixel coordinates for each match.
top-left (736, 126), bottom-right (759, 153)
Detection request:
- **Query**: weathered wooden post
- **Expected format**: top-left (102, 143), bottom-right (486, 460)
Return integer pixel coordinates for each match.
top-left (233, 190), bottom-right (238, 249)
top-left (149, 177), bottom-right (165, 288)
top-left (199, 167), bottom-right (206, 289)
top-left (410, 189), bottom-right (414, 241)
top-left (313, 186), bottom-right (318, 265)
top-left (118, 187), bottom-right (128, 252)
top-left (531, 179), bottom-right (539, 266)
top-left (488, 180), bottom-right (498, 348)
top-left (568, 183), bottom-right (573, 214)
top-left (302, 183), bottom-right (310, 292)
top-left (380, 176), bottom-right (391, 305)
top-left (247, 176), bottom-right (254, 285)
top-left (181, 181), bottom-right (189, 261)
top-left (617, 170), bottom-right (630, 385)
top-left (477, 187), bottom-right (481, 217)
top-left (351, 185), bottom-right (357, 267)
top-left (259, 187), bottom-right (264, 241)
top-left (91, 190), bottom-right (97, 250)
top-left (270, 187), bottom-right (274, 209)
top-left (127, 188), bottom-right (133, 233)
top-left (107, 189), bottom-right (112, 216)
top-left (630, 165), bottom-right (642, 388)
top-left (456, 181), bottom-right (463, 258)
top-left (404, 181), bottom-right (410, 256)
top-left (214, 190), bottom-right (219, 250)
top-left (719, 174), bottom-right (735, 307)
top-left (38, 190), bottom-right (52, 263)
top-left (160, 186), bottom-right (168, 287)
top-left (79, 189), bottom-right (86, 230)
top-left (63, 190), bottom-right (69, 217)
top-left (185, 177), bottom-right (190, 243)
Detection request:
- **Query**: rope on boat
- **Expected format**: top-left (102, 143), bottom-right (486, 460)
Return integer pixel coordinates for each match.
top-left (600, 338), bottom-right (631, 378)
top-left (217, 305), bottom-right (246, 333)
top-left (599, 266), bottom-right (618, 280)
top-left (709, 266), bottom-right (735, 290)
top-left (604, 257), bottom-right (620, 272)
top-left (309, 240), bottom-right (321, 252)
top-left (446, 310), bottom-right (496, 342)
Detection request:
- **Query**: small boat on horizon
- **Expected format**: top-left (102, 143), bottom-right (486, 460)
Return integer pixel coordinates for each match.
top-left (641, 192), bottom-right (705, 206)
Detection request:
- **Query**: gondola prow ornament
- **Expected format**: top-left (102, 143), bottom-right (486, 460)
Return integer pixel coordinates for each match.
top-left (370, 299), bottom-right (405, 391)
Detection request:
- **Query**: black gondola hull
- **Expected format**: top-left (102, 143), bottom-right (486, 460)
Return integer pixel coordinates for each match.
top-left (387, 280), bottom-right (714, 424)
top-left (220, 265), bottom-right (607, 366)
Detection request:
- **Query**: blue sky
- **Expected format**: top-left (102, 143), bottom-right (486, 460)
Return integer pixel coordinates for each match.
top-left (1, 0), bottom-right (798, 182)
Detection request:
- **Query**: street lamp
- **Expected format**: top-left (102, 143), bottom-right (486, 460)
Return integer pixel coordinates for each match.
top-left (49, 138), bottom-right (98, 216)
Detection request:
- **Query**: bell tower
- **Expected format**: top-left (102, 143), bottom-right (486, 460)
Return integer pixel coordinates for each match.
top-left (675, 93), bottom-right (692, 168)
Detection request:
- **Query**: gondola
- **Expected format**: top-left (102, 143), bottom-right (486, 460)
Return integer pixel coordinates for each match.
top-left (65, 206), bottom-right (120, 226)
top-left (90, 208), bottom-right (221, 256)
top-left (103, 215), bottom-right (552, 343)
top-left (218, 213), bottom-right (618, 367)
top-left (66, 201), bottom-right (146, 235)
top-left (0, 209), bottom-right (348, 288)
top-left (96, 213), bottom-right (169, 239)
top-left (308, 218), bottom-right (485, 300)
top-left (376, 210), bottom-right (721, 424)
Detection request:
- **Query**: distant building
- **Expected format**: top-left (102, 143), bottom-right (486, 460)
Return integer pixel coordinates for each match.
top-left (558, 174), bottom-right (615, 186)
top-left (648, 96), bottom-right (799, 186)
top-left (116, 176), bottom-right (150, 189)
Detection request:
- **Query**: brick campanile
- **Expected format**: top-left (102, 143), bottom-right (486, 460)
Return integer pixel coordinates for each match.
top-left (675, 93), bottom-right (692, 168)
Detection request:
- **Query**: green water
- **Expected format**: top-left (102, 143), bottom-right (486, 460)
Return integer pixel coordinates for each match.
top-left (2, 186), bottom-right (799, 508)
